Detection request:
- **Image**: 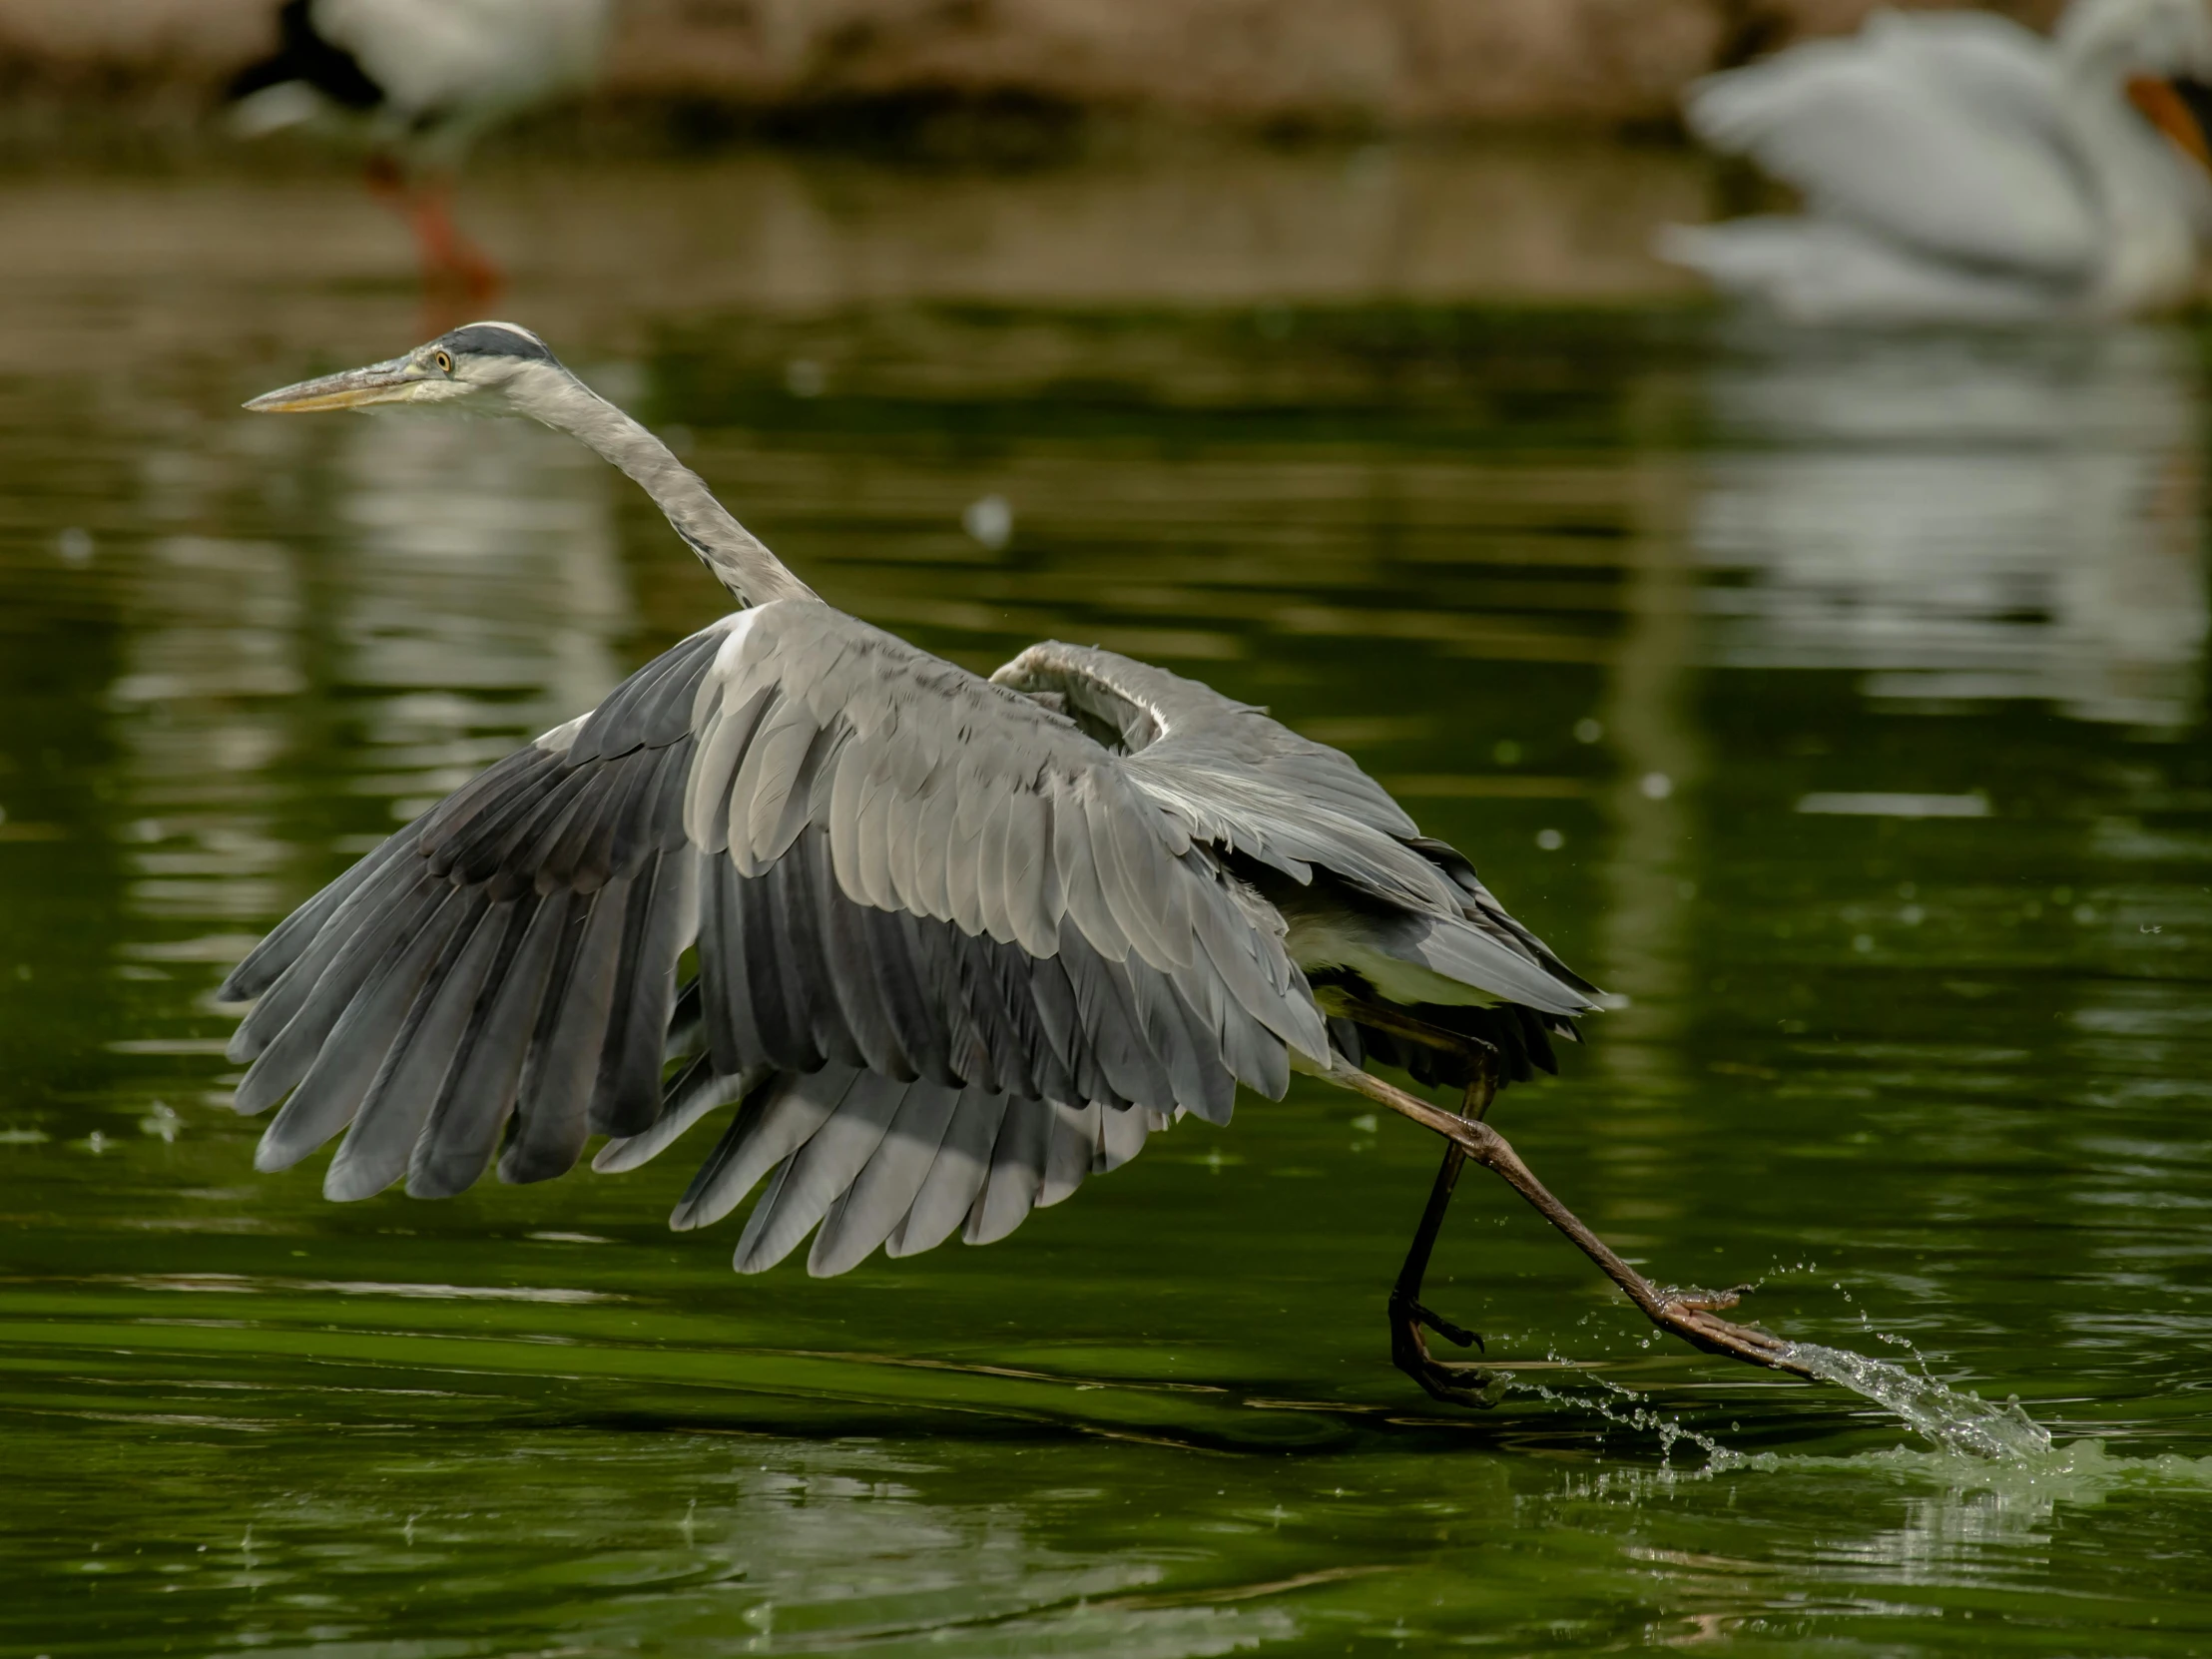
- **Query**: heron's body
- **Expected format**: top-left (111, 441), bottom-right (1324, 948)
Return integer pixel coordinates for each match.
top-left (1662, 0), bottom-right (2212, 323)
top-left (220, 323), bottom-right (1811, 1396)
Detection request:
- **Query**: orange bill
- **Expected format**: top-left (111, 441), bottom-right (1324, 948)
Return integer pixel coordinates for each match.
top-left (2128, 74), bottom-right (2212, 171)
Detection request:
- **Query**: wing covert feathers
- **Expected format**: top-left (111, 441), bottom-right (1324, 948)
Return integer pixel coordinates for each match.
top-left (992, 641), bottom-right (1600, 1017)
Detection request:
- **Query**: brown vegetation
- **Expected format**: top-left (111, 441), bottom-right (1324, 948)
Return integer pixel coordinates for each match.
top-left (0, 0), bottom-right (2069, 130)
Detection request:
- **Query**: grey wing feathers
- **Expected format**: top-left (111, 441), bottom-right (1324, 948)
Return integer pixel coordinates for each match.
top-left (1406, 835), bottom-right (1598, 1000)
top-left (216, 603), bottom-right (1317, 1241)
top-left (606, 1060), bottom-right (1171, 1275)
top-left (223, 622), bottom-right (725, 1201)
top-left (992, 641), bottom-right (1601, 1017)
top-left (684, 604), bottom-right (1328, 1087)
top-left (994, 639), bottom-right (1419, 841)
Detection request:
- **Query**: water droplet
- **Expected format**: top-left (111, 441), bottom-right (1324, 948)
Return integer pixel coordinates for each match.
top-left (963, 494), bottom-right (1013, 550)
top-left (1639, 771), bottom-right (1673, 801)
top-left (1535, 828), bottom-right (1564, 851)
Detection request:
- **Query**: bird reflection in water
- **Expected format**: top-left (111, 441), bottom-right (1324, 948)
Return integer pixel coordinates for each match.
top-left (1691, 323), bottom-right (2206, 730)
top-left (109, 388), bottom-right (630, 966)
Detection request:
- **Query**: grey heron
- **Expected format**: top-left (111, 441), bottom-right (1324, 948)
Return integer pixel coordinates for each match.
top-left (1661, 0), bottom-right (2212, 323)
top-left (223, 322), bottom-right (1813, 1403)
top-left (229, 0), bottom-right (609, 295)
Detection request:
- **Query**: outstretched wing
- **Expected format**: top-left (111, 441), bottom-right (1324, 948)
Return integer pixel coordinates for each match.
top-left (221, 602), bottom-right (1328, 1258)
top-left (989, 642), bottom-right (1599, 1017)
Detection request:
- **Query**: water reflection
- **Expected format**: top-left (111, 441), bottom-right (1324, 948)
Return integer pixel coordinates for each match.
top-left (108, 411), bottom-right (629, 951)
top-left (4, 196), bottom-right (2212, 1652)
top-left (111, 532), bottom-right (302, 925)
top-left (1691, 324), bottom-right (2209, 729)
top-left (324, 413), bottom-right (630, 820)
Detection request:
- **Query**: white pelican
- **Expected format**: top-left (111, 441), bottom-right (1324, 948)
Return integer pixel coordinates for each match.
top-left (1661, 0), bottom-right (2212, 322)
top-left (229, 0), bottom-right (610, 295)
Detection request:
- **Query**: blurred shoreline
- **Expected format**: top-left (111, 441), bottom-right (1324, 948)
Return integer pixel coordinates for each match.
top-left (0, 0), bottom-right (2065, 150)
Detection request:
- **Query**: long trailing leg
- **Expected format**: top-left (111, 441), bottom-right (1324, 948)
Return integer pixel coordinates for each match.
top-left (1316, 1048), bottom-right (1813, 1379)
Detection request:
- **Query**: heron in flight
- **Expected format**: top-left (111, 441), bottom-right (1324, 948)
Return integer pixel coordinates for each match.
top-left (225, 323), bottom-right (1813, 1403)
top-left (1661, 0), bottom-right (2212, 323)
top-left (229, 0), bottom-right (609, 296)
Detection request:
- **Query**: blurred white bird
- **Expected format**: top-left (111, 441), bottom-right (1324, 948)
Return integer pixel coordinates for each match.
top-left (230, 0), bottom-right (611, 295)
top-left (1661, 0), bottom-right (2212, 322)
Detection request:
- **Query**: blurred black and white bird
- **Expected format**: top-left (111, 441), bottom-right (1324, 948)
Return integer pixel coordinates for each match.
top-left (229, 0), bottom-right (610, 295)
top-left (213, 322), bottom-right (1818, 1403)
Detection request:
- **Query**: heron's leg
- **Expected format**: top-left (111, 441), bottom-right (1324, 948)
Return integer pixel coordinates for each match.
top-left (1386, 1070), bottom-right (1501, 1407)
top-left (1317, 997), bottom-right (1545, 1400)
top-left (1319, 1056), bottom-right (1814, 1379)
top-left (1325, 1001), bottom-right (1506, 1403)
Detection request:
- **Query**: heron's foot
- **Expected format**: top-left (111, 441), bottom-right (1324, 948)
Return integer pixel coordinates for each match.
top-left (1647, 1283), bottom-right (1808, 1373)
top-left (1388, 1290), bottom-right (1501, 1408)
top-left (1658, 1283), bottom-right (1749, 1315)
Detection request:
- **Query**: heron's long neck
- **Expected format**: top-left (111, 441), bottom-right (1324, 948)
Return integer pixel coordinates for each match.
top-left (519, 369), bottom-right (818, 607)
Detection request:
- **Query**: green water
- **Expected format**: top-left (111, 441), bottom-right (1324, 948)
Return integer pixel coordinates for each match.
top-left (5, 162), bottom-right (2212, 1653)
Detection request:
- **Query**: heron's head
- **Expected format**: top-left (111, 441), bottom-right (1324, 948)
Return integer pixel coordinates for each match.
top-left (245, 322), bottom-right (568, 417)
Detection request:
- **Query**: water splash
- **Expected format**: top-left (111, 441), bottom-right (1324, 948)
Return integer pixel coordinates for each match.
top-left (1781, 1341), bottom-right (2052, 1461)
top-left (1512, 1365), bottom-right (1747, 1472)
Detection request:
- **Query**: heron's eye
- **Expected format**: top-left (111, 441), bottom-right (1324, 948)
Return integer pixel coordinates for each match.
top-left (433, 350), bottom-right (454, 374)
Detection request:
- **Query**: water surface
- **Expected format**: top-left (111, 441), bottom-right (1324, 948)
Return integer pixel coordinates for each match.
top-left (3, 153), bottom-right (2210, 1655)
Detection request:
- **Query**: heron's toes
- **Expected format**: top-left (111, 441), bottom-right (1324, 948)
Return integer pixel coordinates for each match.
top-left (1410, 1298), bottom-right (1483, 1351)
top-left (1388, 1294), bottom-right (1501, 1407)
top-left (1658, 1282), bottom-right (1751, 1315)
top-left (1406, 1357), bottom-right (1504, 1409)
top-left (1651, 1298), bottom-right (1815, 1376)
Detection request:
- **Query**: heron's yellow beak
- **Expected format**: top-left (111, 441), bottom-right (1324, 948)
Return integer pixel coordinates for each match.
top-left (2128, 75), bottom-right (2212, 173)
top-left (244, 356), bottom-right (426, 413)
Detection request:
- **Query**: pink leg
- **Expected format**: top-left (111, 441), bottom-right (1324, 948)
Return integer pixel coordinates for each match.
top-left (1323, 1056), bottom-right (1815, 1379)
